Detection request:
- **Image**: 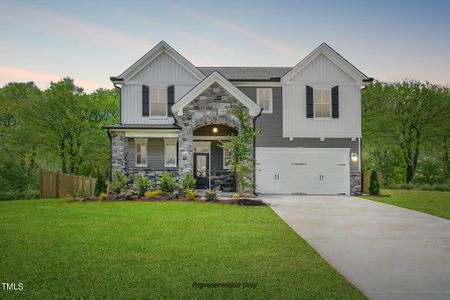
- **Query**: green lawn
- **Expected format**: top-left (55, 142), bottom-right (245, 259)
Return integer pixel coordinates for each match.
top-left (0, 199), bottom-right (364, 300)
top-left (364, 189), bottom-right (450, 219)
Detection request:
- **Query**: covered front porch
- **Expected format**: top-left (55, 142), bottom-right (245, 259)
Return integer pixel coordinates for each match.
top-left (192, 124), bottom-right (237, 192)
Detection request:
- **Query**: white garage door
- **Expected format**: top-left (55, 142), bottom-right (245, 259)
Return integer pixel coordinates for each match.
top-left (256, 147), bottom-right (350, 195)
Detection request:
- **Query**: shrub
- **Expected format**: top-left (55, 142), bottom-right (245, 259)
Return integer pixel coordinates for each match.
top-left (385, 182), bottom-right (450, 192)
top-left (145, 190), bottom-right (161, 200)
top-left (158, 172), bottom-right (176, 194)
top-left (111, 170), bottom-right (128, 193)
top-left (0, 189), bottom-right (39, 201)
top-left (97, 192), bottom-right (108, 201)
top-left (369, 170), bottom-right (380, 195)
top-left (181, 174), bottom-right (196, 189)
top-left (185, 188), bottom-right (196, 201)
top-left (134, 176), bottom-right (151, 196)
top-left (231, 193), bottom-right (241, 199)
top-left (204, 189), bottom-right (217, 201)
top-left (95, 174), bottom-right (107, 196)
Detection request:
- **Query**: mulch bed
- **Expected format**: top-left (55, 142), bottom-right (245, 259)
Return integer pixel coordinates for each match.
top-left (69, 194), bottom-right (266, 206)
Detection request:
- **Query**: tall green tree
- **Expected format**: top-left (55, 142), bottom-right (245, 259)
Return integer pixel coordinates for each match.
top-left (363, 80), bottom-right (450, 183)
top-left (220, 108), bottom-right (260, 193)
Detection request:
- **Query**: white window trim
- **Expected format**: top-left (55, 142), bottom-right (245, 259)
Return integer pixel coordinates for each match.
top-left (223, 148), bottom-right (231, 169)
top-left (135, 138), bottom-right (148, 167)
top-left (313, 85), bottom-right (332, 119)
top-left (256, 88), bottom-right (273, 114)
top-left (164, 138), bottom-right (177, 168)
top-left (149, 86), bottom-right (168, 118)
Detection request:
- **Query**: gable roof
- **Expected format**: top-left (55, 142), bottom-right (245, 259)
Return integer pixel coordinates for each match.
top-left (281, 43), bottom-right (369, 83)
top-left (171, 71), bottom-right (262, 117)
top-left (197, 67), bottom-right (291, 81)
top-left (112, 41), bottom-right (205, 82)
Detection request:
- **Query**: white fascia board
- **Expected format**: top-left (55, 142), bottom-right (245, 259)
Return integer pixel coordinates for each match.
top-left (118, 41), bottom-right (205, 81)
top-left (281, 43), bottom-right (368, 83)
top-left (110, 129), bottom-right (180, 138)
top-left (172, 71), bottom-right (262, 117)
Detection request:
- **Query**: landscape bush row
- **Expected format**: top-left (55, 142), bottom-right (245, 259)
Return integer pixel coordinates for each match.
top-left (98, 170), bottom-right (216, 202)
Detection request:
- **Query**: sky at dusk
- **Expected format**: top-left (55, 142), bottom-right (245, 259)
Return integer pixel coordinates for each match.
top-left (0, 0), bottom-right (449, 92)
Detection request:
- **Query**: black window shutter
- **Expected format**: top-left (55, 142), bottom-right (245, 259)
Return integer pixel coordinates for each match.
top-left (142, 85), bottom-right (149, 117)
top-left (306, 85), bottom-right (314, 118)
top-left (332, 86), bottom-right (339, 118)
top-left (167, 85), bottom-right (175, 117)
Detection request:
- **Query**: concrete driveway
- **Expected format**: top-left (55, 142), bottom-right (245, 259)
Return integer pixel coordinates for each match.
top-left (263, 195), bottom-right (450, 300)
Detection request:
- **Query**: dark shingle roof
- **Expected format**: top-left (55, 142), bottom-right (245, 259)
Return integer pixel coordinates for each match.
top-left (197, 67), bottom-right (292, 81)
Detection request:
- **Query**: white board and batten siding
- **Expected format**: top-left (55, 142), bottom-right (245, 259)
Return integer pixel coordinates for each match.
top-left (121, 52), bottom-right (199, 124)
top-left (282, 54), bottom-right (362, 139)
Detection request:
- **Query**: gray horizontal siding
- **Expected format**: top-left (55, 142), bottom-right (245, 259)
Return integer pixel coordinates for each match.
top-left (128, 138), bottom-right (176, 170)
top-left (239, 87), bottom-right (283, 139)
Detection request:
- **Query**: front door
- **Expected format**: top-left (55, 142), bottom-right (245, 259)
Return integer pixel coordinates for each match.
top-left (194, 153), bottom-right (209, 189)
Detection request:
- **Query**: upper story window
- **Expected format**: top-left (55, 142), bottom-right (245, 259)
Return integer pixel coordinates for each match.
top-left (256, 88), bottom-right (273, 113)
top-left (135, 138), bottom-right (147, 167)
top-left (314, 88), bottom-right (331, 118)
top-left (150, 87), bottom-right (167, 117)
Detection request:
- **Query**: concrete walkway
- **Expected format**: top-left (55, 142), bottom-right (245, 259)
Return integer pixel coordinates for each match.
top-left (263, 195), bottom-right (450, 300)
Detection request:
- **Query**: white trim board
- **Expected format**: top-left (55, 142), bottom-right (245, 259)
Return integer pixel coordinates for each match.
top-left (110, 129), bottom-right (180, 138)
top-left (171, 71), bottom-right (262, 117)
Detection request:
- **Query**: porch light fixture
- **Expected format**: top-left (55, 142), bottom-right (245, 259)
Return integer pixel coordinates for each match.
top-left (212, 127), bottom-right (218, 134)
top-left (351, 153), bottom-right (358, 162)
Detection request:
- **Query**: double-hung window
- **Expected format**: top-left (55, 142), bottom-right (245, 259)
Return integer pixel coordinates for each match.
top-left (135, 138), bottom-right (147, 167)
top-left (256, 88), bottom-right (273, 113)
top-left (150, 87), bottom-right (167, 117)
top-left (164, 138), bottom-right (177, 168)
top-left (314, 88), bottom-right (331, 118)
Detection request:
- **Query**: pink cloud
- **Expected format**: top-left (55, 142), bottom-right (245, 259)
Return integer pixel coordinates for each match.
top-left (0, 66), bottom-right (108, 92)
top-left (167, 3), bottom-right (299, 58)
top-left (0, 2), bottom-right (152, 53)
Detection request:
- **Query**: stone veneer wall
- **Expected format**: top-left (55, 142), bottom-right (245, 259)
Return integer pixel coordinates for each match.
top-left (111, 132), bottom-right (127, 175)
top-left (175, 82), bottom-right (251, 179)
top-left (350, 172), bottom-right (362, 195)
top-left (211, 170), bottom-right (236, 192)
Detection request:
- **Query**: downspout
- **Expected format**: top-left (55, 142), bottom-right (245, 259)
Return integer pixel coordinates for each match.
top-left (107, 129), bottom-right (112, 182)
top-left (253, 108), bottom-right (263, 196)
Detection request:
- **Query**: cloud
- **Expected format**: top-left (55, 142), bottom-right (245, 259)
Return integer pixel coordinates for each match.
top-left (167, 3), bottom-right (299, 58)
top-left (0, 2), bottom-right (153, 53)
top-left (0, 66), bottom-right (108, 92)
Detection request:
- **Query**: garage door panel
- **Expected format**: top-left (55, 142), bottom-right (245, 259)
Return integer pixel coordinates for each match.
top-left (256, 147), bottom-right (350, 195)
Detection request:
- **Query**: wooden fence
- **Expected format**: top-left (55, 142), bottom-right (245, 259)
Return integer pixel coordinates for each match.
top-left (362, 170), bottom-right (382, 194)
top-left (40, 169), bottom-right (97, 198)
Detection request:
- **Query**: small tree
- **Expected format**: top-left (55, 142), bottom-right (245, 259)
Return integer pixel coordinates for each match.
top-left (369, 170), bottom-right (380, 195)
top-left (220, 108), bottom-right (260, 193)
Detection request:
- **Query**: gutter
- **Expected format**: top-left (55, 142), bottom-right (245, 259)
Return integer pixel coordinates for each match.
top-left (252, 108), bottom-right (263, 196)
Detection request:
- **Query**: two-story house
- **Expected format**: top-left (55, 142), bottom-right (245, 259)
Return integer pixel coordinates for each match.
top-left (105, 41), bottom-right (371, 195)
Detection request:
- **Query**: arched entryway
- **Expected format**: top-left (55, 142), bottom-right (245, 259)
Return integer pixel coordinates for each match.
top-left (193, 124), bottom-right (237, 191)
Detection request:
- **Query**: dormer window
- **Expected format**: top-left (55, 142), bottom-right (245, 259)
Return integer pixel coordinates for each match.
top-left (150, 87), bottom-right (167, 117)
